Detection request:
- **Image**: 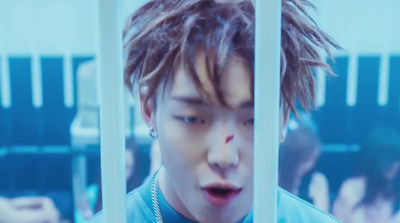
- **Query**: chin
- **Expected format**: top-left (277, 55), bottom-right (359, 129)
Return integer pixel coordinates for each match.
top-left (190, 201), bottom-right (245, 223)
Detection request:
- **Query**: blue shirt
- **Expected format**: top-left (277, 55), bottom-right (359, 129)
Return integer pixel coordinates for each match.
top-left (88, 177), bottom-right (341, 223)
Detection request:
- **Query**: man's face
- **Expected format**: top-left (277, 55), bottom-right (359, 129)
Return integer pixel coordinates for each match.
top-left (141, 55), bottom-right (285, 223)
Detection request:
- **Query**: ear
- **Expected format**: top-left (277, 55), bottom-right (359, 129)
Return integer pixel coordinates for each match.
top-left (140, 88), bottom-right (156, 129)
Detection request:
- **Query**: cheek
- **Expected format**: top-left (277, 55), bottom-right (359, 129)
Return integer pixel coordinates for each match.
top-left (235, 133), bottom-right (254, 185)
top-left (156, 113), bottom-right (207, 170)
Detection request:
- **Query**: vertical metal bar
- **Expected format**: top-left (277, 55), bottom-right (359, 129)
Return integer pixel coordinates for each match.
top-left (254, 0), bottom-right (281, 222)
top-left (96, 0), bottom-right (127, 222)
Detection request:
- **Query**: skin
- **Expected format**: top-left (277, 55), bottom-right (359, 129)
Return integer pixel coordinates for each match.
top-left (149, 140), bottom-right (162, 176)
top-left (140, 54), bottom-right (287, 223)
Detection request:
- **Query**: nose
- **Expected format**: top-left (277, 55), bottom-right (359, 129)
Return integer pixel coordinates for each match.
top-left (207, 124), bottom-right (239, 171)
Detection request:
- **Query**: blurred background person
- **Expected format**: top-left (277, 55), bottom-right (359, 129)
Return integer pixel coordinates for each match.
top-left (74, 138), bottom-right (142, 222)
top-left (279, 126), bottom-right (330, 212)
top-left (333, 127), bottom-right (400, 223)
top-left (0, 196), bottom-right (61, 223)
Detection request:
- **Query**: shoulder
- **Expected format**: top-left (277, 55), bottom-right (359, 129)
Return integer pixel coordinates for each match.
top-left (278, 188), bottom-right (341, 223)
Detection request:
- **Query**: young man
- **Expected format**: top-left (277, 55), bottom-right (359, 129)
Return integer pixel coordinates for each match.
top-left (90, 0), bottom-right (340, 222)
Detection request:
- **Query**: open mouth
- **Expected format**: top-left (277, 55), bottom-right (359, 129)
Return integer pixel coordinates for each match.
top-left (207, 188), bottom-right (236, 196)
top-left (203, 185), bottom-right (242, 207)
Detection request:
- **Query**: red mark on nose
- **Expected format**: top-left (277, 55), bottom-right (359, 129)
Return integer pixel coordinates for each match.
top-left (225, 135), bottom-right (234, 144)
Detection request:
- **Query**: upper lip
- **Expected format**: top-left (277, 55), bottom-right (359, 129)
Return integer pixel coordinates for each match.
top-left (202, 183), bottom-right (242, 191)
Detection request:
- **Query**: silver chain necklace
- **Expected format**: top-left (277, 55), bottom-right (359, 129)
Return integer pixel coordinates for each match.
top-left (151, 167), bottom-right (164, 223)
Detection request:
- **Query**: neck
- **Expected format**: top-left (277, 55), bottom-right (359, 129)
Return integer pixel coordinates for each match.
top-left (158, 168), bottom-right (197, 221)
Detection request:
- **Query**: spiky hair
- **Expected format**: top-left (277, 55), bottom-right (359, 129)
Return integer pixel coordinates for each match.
top-left (123, 0), bottom-right (339, 114)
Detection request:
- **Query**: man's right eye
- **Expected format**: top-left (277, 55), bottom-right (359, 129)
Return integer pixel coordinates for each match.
top-left (178, 116), bottom-right (205, 124)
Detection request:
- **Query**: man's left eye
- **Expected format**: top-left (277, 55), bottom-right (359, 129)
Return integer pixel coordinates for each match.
top-left (244, 118), bottom-right (254, 126)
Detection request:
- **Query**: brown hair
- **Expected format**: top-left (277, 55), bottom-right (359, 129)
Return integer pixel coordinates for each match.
top-left (123, 0), bottom-right (339, 115)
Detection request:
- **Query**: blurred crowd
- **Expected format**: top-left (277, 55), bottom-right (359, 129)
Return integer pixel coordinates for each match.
top-left (279, 115), bottom-right (400, 223)
top-left (1, 121), bottom-right (399, 223)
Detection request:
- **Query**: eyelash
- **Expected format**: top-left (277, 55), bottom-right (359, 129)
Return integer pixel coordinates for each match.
top-left (244, 118), bottom-right (254, 126)
top-left (176, 116), bottom-right (254, 126)
top-left (177, 116), bottom-right (205, 124)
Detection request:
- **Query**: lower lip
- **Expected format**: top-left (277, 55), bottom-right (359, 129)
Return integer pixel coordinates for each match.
top-left (203, 189), bottom-right (242, 207)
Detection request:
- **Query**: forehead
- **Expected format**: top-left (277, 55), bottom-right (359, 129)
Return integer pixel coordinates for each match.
top-left (166, 54), bottom-right (252, 108)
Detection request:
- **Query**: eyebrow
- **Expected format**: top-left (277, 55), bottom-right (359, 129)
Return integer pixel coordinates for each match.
top-left (171, 96), bottom-right (209, 106)
top-left (171, 96), bottom-right (253, 109)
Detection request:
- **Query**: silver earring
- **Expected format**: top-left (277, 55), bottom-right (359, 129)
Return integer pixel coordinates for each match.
top-left (149, 127), bottom-right (158, 138)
